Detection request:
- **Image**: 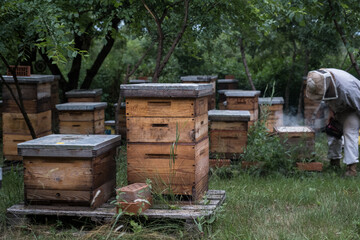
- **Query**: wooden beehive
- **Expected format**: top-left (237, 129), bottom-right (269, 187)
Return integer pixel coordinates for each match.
top-left (105, 120), bottom-right (115, 135)
top-left (1, 75), bottom-right (54, 161)
top-left (217, 90), bottom-right (238, 109)
top-left (274, 126), bottom-right (315, 159)
top-left (65, 89), bottom-right (102, 102)
top-left (114, 102), bottom-right (127, 140)
top-left (51, 75), bottom-right (60, 133)
top-left (259, 97), bottom-right (284, 132)
top-left (225, 90), bottom-right (261, 129)
top-left (18, 134), bottom-right (121, 208)
top-left (217, 79), bottom-right (239, 91)
top-left (121, 83), bottom-right (212, 200)
top-left (56, 102), bottom-right (107, 134)
top-left (180, 75), bottom-right (217, 110)
top-left (208, 110), bottom-right (250, 159)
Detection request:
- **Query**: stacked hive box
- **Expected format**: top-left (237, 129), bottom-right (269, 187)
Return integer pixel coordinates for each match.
top-left (259, 97), bottom-right (284, 132)
top-left (56, 102), bottom-right (107, 134)
top-left (2, 75), bottom-right (54, 161)
top-left (18, 134), bottom-right (121, 208)
top-left (121, 83), bottom-right (212, 201)
top-left (208, 110), bottom-right (250, 159)
top-left (217, 79), bottom-right (239, 109)
top-left (225, 90), bottom-right (261, 129)
top-left (114, 102), bottom-right (127, 140)
top-left (65, 89), bottom-right (102, 102)
top-left (180, 75), bottom-right (217, 110)
top-left (274, 126), bottom-right (315, 160)
top-left (105, 120), bottom-right (115, 134)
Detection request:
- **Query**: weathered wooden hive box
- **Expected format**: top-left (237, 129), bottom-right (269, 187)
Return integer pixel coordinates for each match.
top-left (217, 79), bottom-right (238, 91)
top-left (274, 126), bottom-right (315, 159)
top-left (208, 110), bottom-right (250, 159)
top-left (114, 102), bottom-right (127, 140)
top-left (56, 102), bottom-right (107, 134)
top-left (18, 134), bottom-right (121, 208)
top-left (121, 83), bottom-right (212, 201)
top-left (1, 75), bottom-right (54, 161)
top-left (259, 97), bottom-right (284, 132)
top-left (65, 88), bottom-right (102, 102)
top-left (217, 89), bottom-right (238, 110)
top-left (180, 75), bottom-right (217, 110)
top-left (225, 90), bottom-right (261, 128)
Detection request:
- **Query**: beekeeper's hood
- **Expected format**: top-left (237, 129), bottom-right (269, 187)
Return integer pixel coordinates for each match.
top-left (306, 69), bottom-right (338, 101)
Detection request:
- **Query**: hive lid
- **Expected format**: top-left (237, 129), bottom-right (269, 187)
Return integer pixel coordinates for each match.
top-left (65, 88), bottom-right (103, 97)
top-left (56, 102), bottom-right (107, 111)
top-left (1, 74), bottom-right (55, 84)
top-left (121, 83), bottom-right (213, 98)
top-left (180, 75), bottom-right (217, 82)
top-left (114, 102), bottom-right (126, 108)
top-left (259, 97), bottom-right (284, 105)
top-left (208, 110), bottom-right (251, 121)
top-left (105, 120), bottom-right (115, 125)
top-left (217, 89), bottom-right (239, 94)
top-left (18, 134), bottom-right (121, 157)
top-left (274, 126), bottom-right (314, 133)
top-left (217, 79), bottom-right (239, 83)
top-left (225, 90), bottom-right (261, 97)
top-left (129, 79), bottom-right (152, 84)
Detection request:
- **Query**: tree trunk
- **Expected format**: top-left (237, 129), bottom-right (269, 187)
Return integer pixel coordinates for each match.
top-left (238, 36), bottom-right (255, 90)
top-left (81, 17), bottom-right (120, 89)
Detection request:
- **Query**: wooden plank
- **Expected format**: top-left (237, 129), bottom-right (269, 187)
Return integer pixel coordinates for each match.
top-left (3, 98), bottom-right (52, 113)
top-left (210, 121), bottom-right (247, 131)
top-left (59, 119), bottom-right (104, 134)
top-left (23, 157), bottom-right (93, 190)
top-left (59, 109), bottom-right (104, 121)
top-left (3, 110), bottom-right (52, 135)
top-left (3, 131), bottom-right (52, 156)
top-left (126, 97), bottom-right (207, 117)
top-left (127, 114), bottom-right (208, 143)
top-left (25, 189), bottom-right (91, 204)
top-left (92, 150), bottom-right (116, 189)
top-left (209, 130), bottom-right (247, 154)
top-left (91, 179), bottom-right (116, 208)
top-left (226, 96), bottom-right (258, 111)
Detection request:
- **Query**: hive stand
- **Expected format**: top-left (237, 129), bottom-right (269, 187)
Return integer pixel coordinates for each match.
top-left (258, 97), bottom-right (284, 132)
top-left (65, 89), bottom-right (103, 102)
top-left (121, 83), bottom-right (212, 201)
top-left (208, 110), bottom-right (250, 160)
top-left (17, 134), bottom-right (121, 208)
top-left (180, 75), bottom-right (217, 110)
top-left (1, 75), bottom-right (55, 162)
top-left (56, 102), bottom-right (107, 134)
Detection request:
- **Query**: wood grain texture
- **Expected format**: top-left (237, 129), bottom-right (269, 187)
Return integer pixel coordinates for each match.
top-left (59, 109), bottom-right (104, 121)
top-left (126, 97), bottom-right (208, 117)
top-left (25, 189), bottom-right (91, 204)
top-left (209, 130), bottom-right (247, 154)
top-left (127, 138), bottom-right (209, 197)
top-left (59, 119), bottom-right (104, 134)
top-left (3, 110), bottom-right (52, 135)
top-left (3, 98), bottom-right (52, 113)
top-left (226, 96), bottom-right (259, 111)
top-left (2, 82), bottom-right (51, 100)
top-left (3, 131), bottom-right (52, 156)
top-left (127, 114), bottom-right (208, 143)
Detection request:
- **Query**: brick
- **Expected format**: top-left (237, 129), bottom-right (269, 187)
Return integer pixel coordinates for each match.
top-left (116, 183), bottom-right (151, 202)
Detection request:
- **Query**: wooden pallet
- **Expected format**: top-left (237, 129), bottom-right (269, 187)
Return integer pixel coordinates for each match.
top-left (7, 190), bottom-right (226, 227)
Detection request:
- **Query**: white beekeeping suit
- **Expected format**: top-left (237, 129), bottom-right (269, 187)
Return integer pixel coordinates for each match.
top-left (306, 68), bottom-right (360, 176)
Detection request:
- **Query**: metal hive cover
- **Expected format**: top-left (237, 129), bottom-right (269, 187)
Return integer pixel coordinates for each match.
top-left (208, 110), bottom-right (251, 121)
top-left (224, 90), bottom-right (261, 97)
top-left (56, 102), bottom-right (107, 111)
top-left (120, 83), bottom-right (213, 98)
top-left (259, 97), bottom-right (284, 105)
top-left (1, 74), bottom-right (55, 84)
top-left (18, 134), bottom-right (121, 157)
top-left (65, 88), bottom-right (103, 97)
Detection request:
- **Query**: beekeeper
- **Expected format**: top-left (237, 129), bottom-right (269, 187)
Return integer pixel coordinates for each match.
top-left (306, 68), bottom-right (360, 176)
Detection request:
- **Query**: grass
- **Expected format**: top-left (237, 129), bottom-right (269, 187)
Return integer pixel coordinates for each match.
top-left (1, 133), bottom-right (360, 239)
